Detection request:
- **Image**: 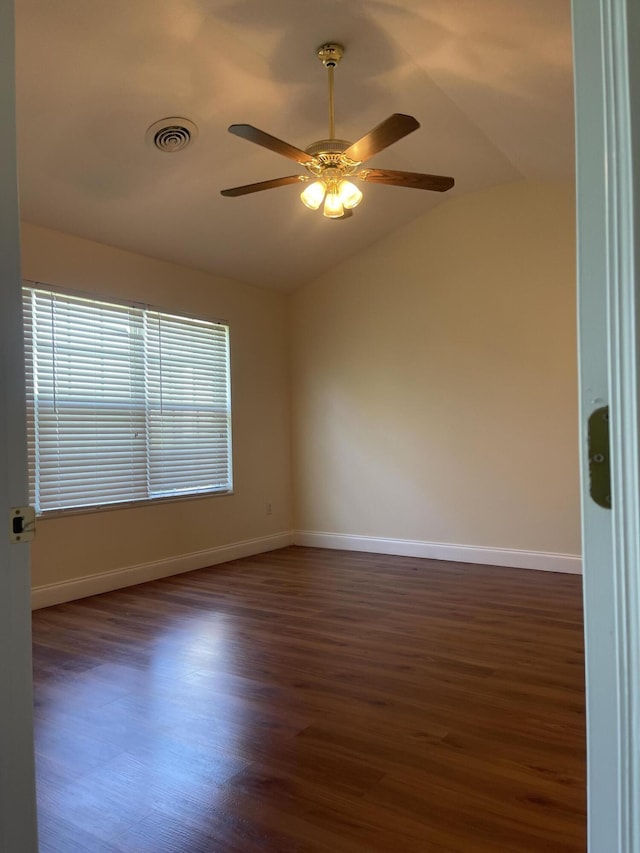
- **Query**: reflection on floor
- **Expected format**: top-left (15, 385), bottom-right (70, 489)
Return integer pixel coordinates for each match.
top-left (32, 545), bottom-right (585, 852)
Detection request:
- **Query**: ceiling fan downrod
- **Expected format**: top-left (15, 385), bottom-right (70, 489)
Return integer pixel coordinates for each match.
top-left (317, 43), bottom-right (344, 141)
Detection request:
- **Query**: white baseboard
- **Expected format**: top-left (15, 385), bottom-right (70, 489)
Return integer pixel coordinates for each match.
top-left (32, 528), bottom-right (581, 609)
top-left (292, 530), bottom-right (582, 575)
top-left (31, 531), bottom-right (293, 609)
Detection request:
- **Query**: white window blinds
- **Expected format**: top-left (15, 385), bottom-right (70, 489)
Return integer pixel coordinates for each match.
top-left (23, 285), bottom-right (232, 514)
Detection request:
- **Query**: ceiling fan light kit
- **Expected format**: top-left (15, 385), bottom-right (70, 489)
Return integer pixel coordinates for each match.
top-left (221, 43), bottom-right (455, 219)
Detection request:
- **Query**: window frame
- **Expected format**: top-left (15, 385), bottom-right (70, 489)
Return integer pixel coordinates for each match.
top-left (22, 280), bottom-right (234, 517)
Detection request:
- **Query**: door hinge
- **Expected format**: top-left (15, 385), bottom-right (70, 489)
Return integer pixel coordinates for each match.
top-left (9, 506), bottom-right (36, 543)
top-left (588, 406), bottom-right (611, 509)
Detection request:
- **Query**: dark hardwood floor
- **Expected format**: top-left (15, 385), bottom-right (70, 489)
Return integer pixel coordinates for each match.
top-left (32, 546), bottom-right (586, 852)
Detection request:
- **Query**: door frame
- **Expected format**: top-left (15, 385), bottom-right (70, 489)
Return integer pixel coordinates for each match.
top-left (572, 0), bottom-right (640, 849)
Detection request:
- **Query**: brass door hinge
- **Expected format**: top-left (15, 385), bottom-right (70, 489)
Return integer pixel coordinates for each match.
top-left (588, 406), bottom-right (611, 509)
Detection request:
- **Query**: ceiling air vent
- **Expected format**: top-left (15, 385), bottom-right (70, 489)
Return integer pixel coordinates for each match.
top-left (145, 118), bottom-right (198, 152)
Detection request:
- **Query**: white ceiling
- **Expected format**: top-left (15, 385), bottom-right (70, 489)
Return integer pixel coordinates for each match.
top-left (15, 0), bottom-right (574, 291)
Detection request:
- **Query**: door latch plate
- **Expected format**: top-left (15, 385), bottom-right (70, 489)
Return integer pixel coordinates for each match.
top-left (9, 506), bottom-right (36, 543)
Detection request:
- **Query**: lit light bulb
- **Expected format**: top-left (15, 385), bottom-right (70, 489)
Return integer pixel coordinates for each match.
top-left (337, 180), bottom-right (363, 209)
top-left (300, 180), bottom-right (326, 210)
top-left (323, 191), bottom-right (344, 219)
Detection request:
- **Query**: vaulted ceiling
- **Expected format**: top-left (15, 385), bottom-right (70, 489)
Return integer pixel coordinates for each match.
top-left (15, 0), bottom-right (574, 290)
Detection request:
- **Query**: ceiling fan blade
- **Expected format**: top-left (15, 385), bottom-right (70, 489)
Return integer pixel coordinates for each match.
top-left (221, 175), bottom-right (306, 197)
top-left (228, 124), bottom-right (315, 164)
top-left (343, 114), bottom-right (420, 163)
top-left (358, 168), bottom-right (454, 192)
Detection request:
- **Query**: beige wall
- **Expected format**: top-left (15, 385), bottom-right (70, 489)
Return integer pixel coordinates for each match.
top-left (21, 223), bottom-right (292, 588)
top-left (290, 182), bottom-right (581, 556)
top-left (22, 181), bottom-right (580, 591)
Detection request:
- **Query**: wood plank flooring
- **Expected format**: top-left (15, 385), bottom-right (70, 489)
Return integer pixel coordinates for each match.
top-left (32, 546), bottom-right (586, 852)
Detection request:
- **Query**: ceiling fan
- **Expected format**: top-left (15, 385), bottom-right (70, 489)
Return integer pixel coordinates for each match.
top-left (221, 43), bottom-right (455, 219)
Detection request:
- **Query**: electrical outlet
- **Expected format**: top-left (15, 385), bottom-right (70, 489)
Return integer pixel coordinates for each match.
top-left (266, 502), bottom-right (272, 515)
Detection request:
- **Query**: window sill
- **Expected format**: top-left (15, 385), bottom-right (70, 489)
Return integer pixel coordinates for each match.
top-left (35, 488), bottom-right (234, 519)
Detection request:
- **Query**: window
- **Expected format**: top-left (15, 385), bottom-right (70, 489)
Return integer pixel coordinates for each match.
top-left (23, 284), bottom-right (232, 514)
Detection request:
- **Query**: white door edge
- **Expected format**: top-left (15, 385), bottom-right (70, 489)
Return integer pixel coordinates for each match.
top-left (573, 0), bottom-right (640, 849)
top-left (0, 0), bottom-right (39, 849)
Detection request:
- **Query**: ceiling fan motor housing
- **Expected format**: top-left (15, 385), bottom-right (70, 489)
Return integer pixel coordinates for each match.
top-left (305, 138), bottom-right (349, 157)
top-left (305, 139), bottom-right (360, 180)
